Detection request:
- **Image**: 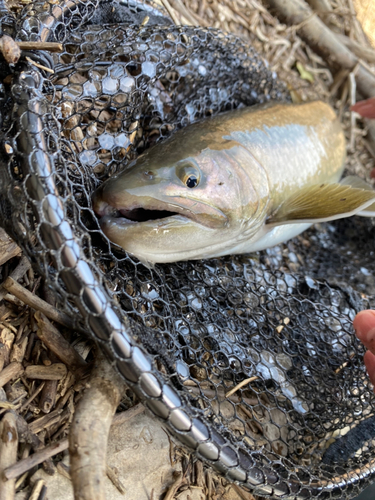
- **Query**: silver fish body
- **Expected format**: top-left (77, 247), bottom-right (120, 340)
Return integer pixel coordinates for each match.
top-left (92, 101), bottom-right (375, 264)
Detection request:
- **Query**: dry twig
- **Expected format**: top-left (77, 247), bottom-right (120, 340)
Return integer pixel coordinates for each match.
top-left (106, 465), bottom-right (126, 495)
top-left (232, 483), bottom-right (257, 500)
top-left (0, 228), bottom-right (20, 267)
top-left (69, 352), bottom-right (126, 500)
top-left (25, 56), bottom-right (54, 74)
top-left (2, 404), bottom-right (144, 483)
top-left (266, 0), bottom-right (375, 97)
top-left (0, 255), bottom-right (31, 301)
top-left (3, 439), bottom-right (69, 481)
top-left (25, 363), bottom-right (67, 381)
top-left (35, 313), bottom-right (87, 372)
top-left (17, 41), bottom-right (63, 52)
top-left (0, 412), bottom-right (18, 500)
top-left (305, 0), bottom-right (332, 13)
top-left (3, 278), bottom-right (75, 330)
top-left (39, 380), bottom-right (58, 414)
top-left (28, 479), bottom-right (46, 500)
top-left (225, 376), bottom-right (259, 398)
top-left (336, 32), bottom-right (375, 63)
top-left (0, 362), bottom-right (24, 388)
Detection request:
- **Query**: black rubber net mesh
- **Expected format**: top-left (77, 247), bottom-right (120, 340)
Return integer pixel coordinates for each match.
top-left (1, 0), bottom-right (375, 498)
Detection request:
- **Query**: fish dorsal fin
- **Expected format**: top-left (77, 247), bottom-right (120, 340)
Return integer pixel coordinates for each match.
top-left (267, 181), bottom-right (375, 225)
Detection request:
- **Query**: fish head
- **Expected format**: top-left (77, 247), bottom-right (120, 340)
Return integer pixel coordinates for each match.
top-left (92, 135), bottom-right (269, 263)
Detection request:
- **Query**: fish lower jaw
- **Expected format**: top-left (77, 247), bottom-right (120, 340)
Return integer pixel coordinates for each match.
top-left (100, 214), bottom-right (138, 226)
top-left (99, 212), bottom-right (185, 229)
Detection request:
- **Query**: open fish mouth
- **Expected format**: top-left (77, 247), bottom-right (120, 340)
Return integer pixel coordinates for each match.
top-left (116, 207), bottom-right (180, 223)
top-left (94, 200), bottom-right (184, 225)
top-left (93, 193), bottom-right (228, 229)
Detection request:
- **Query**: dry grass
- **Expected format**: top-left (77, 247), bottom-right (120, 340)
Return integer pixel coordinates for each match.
top-left (354, 0), bottom-right (375, 48)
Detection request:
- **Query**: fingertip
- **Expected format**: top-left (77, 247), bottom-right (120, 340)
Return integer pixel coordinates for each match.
top-left (354, 310), bottom-right (375, 346)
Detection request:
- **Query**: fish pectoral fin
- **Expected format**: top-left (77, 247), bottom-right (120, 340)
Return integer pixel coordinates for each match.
top-left (358, 201), bottom-right (375, 217)
top-left (267, 182), bottom-right (375, 225)
top-left (339, 175), bottom-right (373, 190)
top-left (340, 176), bottom-right (375, 217)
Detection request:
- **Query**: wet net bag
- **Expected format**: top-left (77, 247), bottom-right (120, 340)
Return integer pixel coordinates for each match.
top-left (1, 0), bottom-right (375, 498)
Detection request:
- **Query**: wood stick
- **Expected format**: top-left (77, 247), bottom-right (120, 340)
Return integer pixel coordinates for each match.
top-left (0, 362), bottom-right (24, 388)
top-left (11, 412), bottom-right (55, 478)
top-left (266, 0), bottom-right (375, 98)
top-left (0, 350), bottom-right (4, 374)
top-left (15, 471), bottom-right (29, 491)
top-left (3, 403), bottom-right (144, 480)
top-left (0, 327), bottom-right (15, 367)
top-left (39, 380), bottom-right (58, 413)
top-left (0, 412), bottom-right (18, 500)
top-left (0, 228), bottom-right (21, 267)
top-left (163, 471), bottom-right (185, 500)
top-left (25, 363), bottom-right (67, 381)
top-left (336, 33), bottom-right (375, 64)
top-left (305, 0), bottom-right (331, 13)
top-left (25, 56), bottom-right (54, 74)
top-left (3, 439), bottom-right (69, 480)
top-left (8, 256), bottom-right (31, 282)
top-left (17, 42), bottom-right (63, 52)
top-left (56, 461), bottom-right (71, 480)
top-left (35, 313), bottom-right (86, 371)
top-left (232, 483), bottom-right (257, 500)
top-left (39, 349), bottom-right (52, 367)
top-left (225, 376), bottom-right (259, 398)
top-left (18, 382), bottom-right (45, 413)
top-left (187, 386), bottom-right (259, 406)
top-left (24, 332), bottom-right (35, 362)
top-left (2, 278), bottom-right (75, 330)
top-left (42, 459), bottom-right (57, 477)
top-left (0, 256), bottom-right (31, 301)
top-left (106, 465), bottom-right (126, 495)
top-left (111, 403), bottom-right (144, 426)
top-left (9, 336), bottom-right (28, 364)
top-left (69, 352), bottom-right (125, 500)
top-left (28, 408), bottom-right (64, 435)
top-left (28, 479), bottom-right (46, 500)
top-left (12, 411), bottom-right (42, 450)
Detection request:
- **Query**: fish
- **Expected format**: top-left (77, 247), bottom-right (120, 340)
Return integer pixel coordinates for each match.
top-left (92, 101), bottom-right (375, 266)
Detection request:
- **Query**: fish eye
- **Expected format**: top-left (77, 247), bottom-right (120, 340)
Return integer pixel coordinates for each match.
top-left (186, 175), bottom-right (198, 188)
top-left (176, 162), bottom-right (200, 189)
top-left (143, 170), bottom-right (155, 180)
